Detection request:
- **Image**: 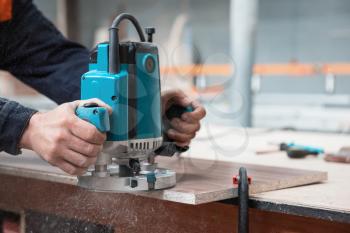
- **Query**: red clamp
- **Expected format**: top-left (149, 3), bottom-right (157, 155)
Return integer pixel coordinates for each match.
top-left (233, 175), bottom-right (252, 185)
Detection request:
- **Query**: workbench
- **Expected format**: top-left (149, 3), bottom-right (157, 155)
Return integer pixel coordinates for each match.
top-left (0, 127), bottom-right (349, 233)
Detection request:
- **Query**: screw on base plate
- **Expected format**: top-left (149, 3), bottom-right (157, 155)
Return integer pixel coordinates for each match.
top-left (130, 178), bottom-right (138, 188)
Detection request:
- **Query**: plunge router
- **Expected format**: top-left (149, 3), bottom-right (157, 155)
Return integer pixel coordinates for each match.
top-left (75, 13), bottom-right (191, 192)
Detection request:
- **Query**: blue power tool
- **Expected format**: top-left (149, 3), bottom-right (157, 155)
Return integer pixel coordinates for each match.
top-left (280, 142), bottom-right (324, 159)
top-left (76, 13), bottom-right (191, 191)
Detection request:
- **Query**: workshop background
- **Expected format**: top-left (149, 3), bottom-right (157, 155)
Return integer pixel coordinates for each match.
top-left (2, 0), bottom-right (350, 132)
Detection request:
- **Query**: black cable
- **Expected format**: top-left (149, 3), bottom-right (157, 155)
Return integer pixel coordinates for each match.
top-left (110, 13), bottom-right (146, 41)
top-left (109, 13), bottom-right (146, 74)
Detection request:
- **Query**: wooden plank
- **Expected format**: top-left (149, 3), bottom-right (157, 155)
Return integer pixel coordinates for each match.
top-left (0, 150), bottom-right (327, 205)
top-left (187, 127), bottom-right (350, 212)
top-left (143, 156), bottom-right (327, 204)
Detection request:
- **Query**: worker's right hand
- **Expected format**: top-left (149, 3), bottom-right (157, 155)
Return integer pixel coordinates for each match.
top-left (19, 99), bottom-right (112, 176)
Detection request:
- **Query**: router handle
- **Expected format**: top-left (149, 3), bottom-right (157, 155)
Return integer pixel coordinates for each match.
top-left (75, 104), bottom-right (110, 133)
top-left (155, 104), bottom-right (194, 156)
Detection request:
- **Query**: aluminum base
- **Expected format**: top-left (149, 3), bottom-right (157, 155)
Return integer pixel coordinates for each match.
top-left (78, 168), bottom-right (176, 192)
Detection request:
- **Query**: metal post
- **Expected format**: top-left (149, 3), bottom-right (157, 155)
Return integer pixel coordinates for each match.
top-left (229, 0), bottom-right (259, 127)
top-left (56, 0), bottom-right (68, 36)
top-left (56, 0), bottom-right (80, 41)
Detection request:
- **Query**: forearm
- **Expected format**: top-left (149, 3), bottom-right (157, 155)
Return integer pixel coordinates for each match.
top-left (0, 98), bottom-right (37, 155)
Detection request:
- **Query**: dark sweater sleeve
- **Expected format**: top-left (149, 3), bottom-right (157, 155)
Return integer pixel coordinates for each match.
top-left (0, 0), bottom-right (89, 155)
top-left (0, 0), bottom-right (89, 104)
top-left (0, 98), bottom-right (37, 155)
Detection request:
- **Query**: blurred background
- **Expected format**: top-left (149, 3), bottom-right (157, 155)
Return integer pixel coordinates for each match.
top-left (2, 0), bottom-right (350, 133)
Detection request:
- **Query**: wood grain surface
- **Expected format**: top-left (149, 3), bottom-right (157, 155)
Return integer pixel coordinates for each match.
top-left (185, 127), bottom-right (350, 213)
top-left (145, 156), bottom-right (327, 204)
top-left (0, 150), bottom-right (327, 205)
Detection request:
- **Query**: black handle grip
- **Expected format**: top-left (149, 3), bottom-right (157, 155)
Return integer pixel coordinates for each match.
top-left (165, 104), bottom-right (192, 119)
top-left (155, 105), bottom-right (193, 156)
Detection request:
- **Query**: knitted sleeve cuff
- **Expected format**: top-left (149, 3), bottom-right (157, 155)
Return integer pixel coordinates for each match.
top-left (0, 100), bottom-right (38, 155)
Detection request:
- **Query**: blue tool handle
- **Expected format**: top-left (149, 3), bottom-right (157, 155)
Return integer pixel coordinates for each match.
top-left (286, 143), bottom-right (324, 154)
top-left (75, 103), bottom-right (110, 133)
top-left (155, 104), bottom-right (194, 156)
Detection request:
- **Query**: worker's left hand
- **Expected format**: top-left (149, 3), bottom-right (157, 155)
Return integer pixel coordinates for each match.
top-left (162, 90), bottom-right (206, 147)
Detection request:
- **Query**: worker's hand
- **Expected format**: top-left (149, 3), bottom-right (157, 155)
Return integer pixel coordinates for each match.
top-left (162, 90), bottom-right (206, 147)
top-left (19, 99), bottom-right (112, 176)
